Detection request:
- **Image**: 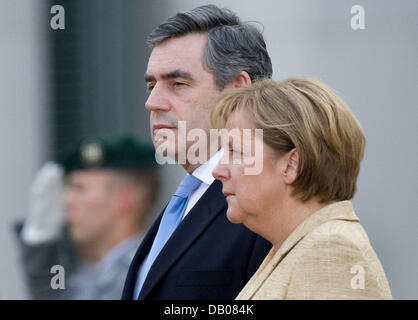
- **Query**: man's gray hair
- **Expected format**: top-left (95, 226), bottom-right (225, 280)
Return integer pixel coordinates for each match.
top-left (147, 5), bottom-right (273, 89)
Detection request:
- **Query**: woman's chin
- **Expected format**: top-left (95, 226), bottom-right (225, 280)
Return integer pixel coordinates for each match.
top-left (226, 208), bottom-right (244, 224)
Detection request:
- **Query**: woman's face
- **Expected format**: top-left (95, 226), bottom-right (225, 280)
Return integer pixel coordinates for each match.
top-left (213, 111), bottom-right (286, 234)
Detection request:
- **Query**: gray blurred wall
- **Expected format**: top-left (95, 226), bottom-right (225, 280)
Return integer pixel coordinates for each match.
top-left (0, 0), bottom-right (50, 298)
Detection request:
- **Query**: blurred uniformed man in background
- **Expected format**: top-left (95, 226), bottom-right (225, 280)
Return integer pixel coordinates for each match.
top-left (14, 136), bottom-right (159, 299)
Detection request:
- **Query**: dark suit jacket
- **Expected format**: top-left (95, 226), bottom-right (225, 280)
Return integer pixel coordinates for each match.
top-left (122, 180), bottom-right (272, 300)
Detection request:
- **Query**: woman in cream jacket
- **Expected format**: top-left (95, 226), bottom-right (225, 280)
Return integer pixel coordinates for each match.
top-left (211, 78), bottom-right (391, 300)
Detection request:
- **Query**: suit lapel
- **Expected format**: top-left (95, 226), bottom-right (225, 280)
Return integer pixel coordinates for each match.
top-left (138, 179), bottom-right (227, 299)
top-left (122, 213), bottom-right (162, 299)
top-left (271, 200), bottom-right (359, 267)
top-left (237, 201), bottom-right (359, 299)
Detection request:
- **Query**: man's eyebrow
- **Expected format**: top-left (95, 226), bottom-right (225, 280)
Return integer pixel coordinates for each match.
top-left (144, 70), bottom-right (194, 82)
top-left (162, 70), bottom-right (194, 81)
top-left (144, 73), bottom-right (156, 82)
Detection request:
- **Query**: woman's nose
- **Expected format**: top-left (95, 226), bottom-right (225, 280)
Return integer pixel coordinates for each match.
top-left (212, 162), bottom-right (230, 182)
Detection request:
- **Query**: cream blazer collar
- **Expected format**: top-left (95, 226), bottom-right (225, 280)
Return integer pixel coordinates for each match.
top-left (237, 200), bottom-right (359, 300)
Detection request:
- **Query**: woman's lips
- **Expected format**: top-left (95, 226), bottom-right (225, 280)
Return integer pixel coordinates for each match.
top-left (223, 192), bottom-right (234, 197)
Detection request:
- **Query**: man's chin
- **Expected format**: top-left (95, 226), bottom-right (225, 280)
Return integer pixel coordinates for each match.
top-left (153, 137), bottom-right (189, 164)
top-left (69, 233), bottom-right (83, 246)
top-left (154, 138), bottom-right (176, 153)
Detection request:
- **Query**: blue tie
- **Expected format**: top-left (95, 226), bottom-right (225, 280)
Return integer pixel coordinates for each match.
top-left (134, 174), bottom-right (202, 299)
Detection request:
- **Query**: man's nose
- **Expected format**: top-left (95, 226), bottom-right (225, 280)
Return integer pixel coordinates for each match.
top-left (145, 84), bottom-right (171, 112)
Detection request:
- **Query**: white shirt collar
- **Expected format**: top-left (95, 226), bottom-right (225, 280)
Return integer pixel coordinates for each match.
top-left (191, 148), bottom-right (224, 186)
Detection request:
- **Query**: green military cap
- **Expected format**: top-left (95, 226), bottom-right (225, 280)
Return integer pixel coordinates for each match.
top-left (59, 135), bottom-right (157, 174)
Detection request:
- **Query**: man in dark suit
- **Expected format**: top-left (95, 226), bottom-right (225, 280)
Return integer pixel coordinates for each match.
top-left (122, 4), bottom-right (273, 300)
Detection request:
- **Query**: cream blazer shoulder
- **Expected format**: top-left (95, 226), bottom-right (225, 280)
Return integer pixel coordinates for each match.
top-left (236, 201), bottom-right (392, 300)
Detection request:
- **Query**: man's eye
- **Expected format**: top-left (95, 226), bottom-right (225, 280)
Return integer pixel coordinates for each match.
top-left (146, 82), bottom-right (155, 91)
top-left (173, 82), bottom-right (185, 87)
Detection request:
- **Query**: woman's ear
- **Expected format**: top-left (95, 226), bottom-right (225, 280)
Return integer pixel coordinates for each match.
top-left (224, 71), bottom-right (252, 89)
top-left (283, 149), bottom-right (299, 185)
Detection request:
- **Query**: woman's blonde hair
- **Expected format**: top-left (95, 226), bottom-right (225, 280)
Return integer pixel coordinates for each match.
top-left (211, 78), bottom-right (366, 203)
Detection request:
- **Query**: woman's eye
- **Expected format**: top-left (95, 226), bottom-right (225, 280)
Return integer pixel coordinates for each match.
top-left (147, 84), bottom-right (155, 91)
top-left (229, 148), bottom-right (242, 155)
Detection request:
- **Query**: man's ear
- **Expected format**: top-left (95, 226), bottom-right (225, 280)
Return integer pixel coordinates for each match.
top-left (282, 149), bottom-right (299, 185)
top-left (224, 71), bottom-right (251, 89)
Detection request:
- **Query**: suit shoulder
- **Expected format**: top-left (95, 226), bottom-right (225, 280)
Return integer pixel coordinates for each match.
top-left (299, 219), bottom-right (375, 259)
top-left (281, 220), bottom-right (392, 299)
